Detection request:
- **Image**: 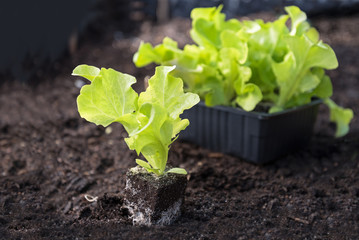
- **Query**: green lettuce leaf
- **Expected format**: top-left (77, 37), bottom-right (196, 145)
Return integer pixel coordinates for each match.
top-left (324, 99), bottom-right (354, 137)
top-left (138, 65), bottom-right (200, 119)
top-left (285, 5), bottom-right (310, 36)
top-left (167, 168), bottom-right (187, 175)
top-left (74, 65), bottom-right (138, 127)
top-left (72, 65), bottom-right (100, 81)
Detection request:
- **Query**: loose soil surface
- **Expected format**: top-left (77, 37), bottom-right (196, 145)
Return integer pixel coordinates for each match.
top-left (1, 11), bottom-right (359, 239)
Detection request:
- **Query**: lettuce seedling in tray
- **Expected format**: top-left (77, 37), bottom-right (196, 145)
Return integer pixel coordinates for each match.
top-left (134, 5), bottom-right (353, 137)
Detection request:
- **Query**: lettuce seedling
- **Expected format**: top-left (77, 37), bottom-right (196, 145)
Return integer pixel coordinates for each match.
top-left (133, 5), bottom-right (353, 137)
top-left (73, 65), bottom-right (199, 176)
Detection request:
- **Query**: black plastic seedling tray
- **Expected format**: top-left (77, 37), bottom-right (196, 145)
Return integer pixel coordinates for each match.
top-left (180, 99), bottom-right (322, 164)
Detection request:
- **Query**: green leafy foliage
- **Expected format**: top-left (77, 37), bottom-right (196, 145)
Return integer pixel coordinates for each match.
top-left (324, 99), bottom-right (354, 137)
top-left (133, 5), bottom-right (353, 137)
top-left (73, 65), bottom-right (199, 175)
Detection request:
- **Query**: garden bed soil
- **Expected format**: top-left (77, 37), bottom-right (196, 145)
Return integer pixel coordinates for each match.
top-left (1, 12), bottom-right (359, 239)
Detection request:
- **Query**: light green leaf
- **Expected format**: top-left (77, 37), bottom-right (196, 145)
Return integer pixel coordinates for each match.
top-left (298, 72), bottom-right (321, 93)
top-left (133, 42), bottom-right (161, 67)
top-left (250, 56), bottom-right (277, 94)
top-left (285, 35), bottom-right (313, 68)
top-left (161, 37), bottom-right (181, 52)
top-left (167, 168), bottom-right (187, 175)
top-left (314, 75), bottom-right (333, 99)
top-left (242, 20), bottom-right (261, 34)
top-left (269, 106), bottom-right (284, 114)
top-left (72, 64), bottom-right (100, 81)
top-left (306, 27), bottom-right (320, 43)
top-left (117, 112), bottom-right (139, 135)
top-left (139, 65), bottom-right (174, 104)
top-left (159, 119), bottom-right (173, 145)
top-left (138, 66), bottom-right (200, 119)
top-left (136, 159), bottom-right (160, 175)
top-left (220, 30), bottom-right (248, 64)
top-left (190, 18), bottom-right (221, 50)
top-left (172, 118), bottom-right (190, 138)
top-left (136, 159), bottom-right (153, 170)
top-left (272, 52), bottom-right (296, 87)
top-left (201, 78), bottom-right (228, 106)
top-left (177, 45), bottom-right (201, 69)
top-left (77, 67), bottom-right (138, 127)
top-left (141, 141), bottom-right (168, 174)
top-left (304, 42), bottom-right (338, 70)
top-left (218, 48), bottom-right (241, 78)
top-left (191, 5), bottom-right (225, 30)
top-left (190, 5), bottom-right (226, 49)
top-left (325, 99), bottom-right (354, 137)
top-left (235, 83), bottom-right (262, 111)
top-left (223, 19), bottom-right (242, 32)
top-left (285, 5), bottom-right (308, 36)
top-left (190, 6), bottom-right (219, 21)
top-left (133, 38), bottom-right (184, 68)
top-left (238, 66), bottom-right (252, 83)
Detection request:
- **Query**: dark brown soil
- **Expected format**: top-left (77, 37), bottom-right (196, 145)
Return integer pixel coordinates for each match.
top-left (1, 12), bottom-right (359, 239)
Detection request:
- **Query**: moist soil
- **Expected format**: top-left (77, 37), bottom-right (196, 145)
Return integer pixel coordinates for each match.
top-left (1, 12), bottom-right (359, 239)
top-left (124, 166), bottom-right (187, 226)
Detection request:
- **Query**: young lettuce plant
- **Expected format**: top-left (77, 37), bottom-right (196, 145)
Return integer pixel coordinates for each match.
top-left (72, 65), bottom-right (199, 176)
top-left (133, 6), bottom-right (260, 111)
top-left (133, 5), bottom-right (353, 137)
